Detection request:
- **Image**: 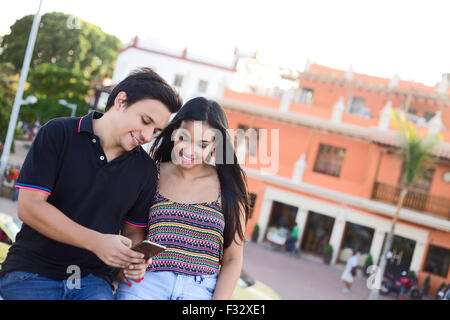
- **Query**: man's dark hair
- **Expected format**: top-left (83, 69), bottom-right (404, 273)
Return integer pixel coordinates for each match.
top-left (105, 67), bottom-right (182, 113)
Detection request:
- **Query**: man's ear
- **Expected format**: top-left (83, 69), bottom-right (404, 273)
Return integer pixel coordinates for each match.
top-left (113, 91), bottom-right (128, 111)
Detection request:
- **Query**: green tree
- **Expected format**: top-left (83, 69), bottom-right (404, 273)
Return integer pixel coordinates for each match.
top-left (368, 110), bottom-right (441, 300)
top-left (0, 62), bottom-right (19, 153)
top-left (0, 12), bottom-right (121, 81)
top-left (20, 63), bottom-right (91, 124)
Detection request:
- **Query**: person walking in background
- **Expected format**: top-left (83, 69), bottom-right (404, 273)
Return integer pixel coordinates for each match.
top-left (116, 97), bottom-right (250, 300)
top-left (10, 167), bottom-right (20, 202)
top-left (286, 222), bottom-right (299, 255)
top-left (341, 249), bottom-right (359, 293)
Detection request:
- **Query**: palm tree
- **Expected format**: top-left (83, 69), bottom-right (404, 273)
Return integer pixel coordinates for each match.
top-left (368, 110), bottom-right (441, 300)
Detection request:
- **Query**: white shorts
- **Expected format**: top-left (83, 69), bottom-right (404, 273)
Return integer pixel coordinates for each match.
top-left (341, 271), bottom-right (353, 283)
top-left (115, 271), bottom-right (218, 300)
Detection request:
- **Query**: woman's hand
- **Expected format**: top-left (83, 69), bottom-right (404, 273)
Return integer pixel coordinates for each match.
top-left (115, 258), bottom-right (152, 286)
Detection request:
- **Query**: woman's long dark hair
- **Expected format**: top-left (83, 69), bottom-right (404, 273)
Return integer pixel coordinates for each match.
top-left (150, 97), bottom-right (250, 249)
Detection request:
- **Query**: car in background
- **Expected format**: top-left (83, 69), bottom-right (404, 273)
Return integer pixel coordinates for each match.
top-left (232, 269), bottom-right (281, 300)
top-left (0, 212), bottom-right (20, 268)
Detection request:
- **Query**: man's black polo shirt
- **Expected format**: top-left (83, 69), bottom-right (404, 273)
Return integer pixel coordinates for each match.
top-left (0, 111), bottom-right (157, 283)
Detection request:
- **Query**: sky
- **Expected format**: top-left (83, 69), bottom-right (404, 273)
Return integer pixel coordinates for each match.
top-left (1, 0), bottom-right (449, 86)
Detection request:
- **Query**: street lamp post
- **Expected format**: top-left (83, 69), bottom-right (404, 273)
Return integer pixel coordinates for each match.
top-left (0, 0), bottom-right (43, 192)
top-left (58, 99), bottom-right (77, 117)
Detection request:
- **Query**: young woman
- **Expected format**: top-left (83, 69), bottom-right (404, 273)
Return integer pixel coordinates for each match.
top-left (115, 97), bottom-right (250, 300)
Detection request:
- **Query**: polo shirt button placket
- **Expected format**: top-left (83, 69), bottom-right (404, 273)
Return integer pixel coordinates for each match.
top-left (100, 156), bottom-right (105, 161)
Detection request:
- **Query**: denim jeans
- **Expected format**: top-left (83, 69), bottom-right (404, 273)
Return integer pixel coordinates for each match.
top-left (115, 271), bottom-right (218, 300)
top-left (0, 271), bottom-right (114, 300)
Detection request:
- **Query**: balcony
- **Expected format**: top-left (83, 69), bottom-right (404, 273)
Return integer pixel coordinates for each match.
top-left (371, 182), bottom-right (450, 221)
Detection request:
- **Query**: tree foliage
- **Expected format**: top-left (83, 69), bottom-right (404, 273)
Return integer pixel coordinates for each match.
top-left (0, 12), bottom-right (122, 126)
top-left (391, 110), bottom-right (441, 187)
top-left (20, 63), bottom-right (91, 124)
top-left (0, 12), bottom-right (121, 81)
top-left (0, 62), bottom-right (19, 150)
top-left (369, 110), bottom-right (441, 300)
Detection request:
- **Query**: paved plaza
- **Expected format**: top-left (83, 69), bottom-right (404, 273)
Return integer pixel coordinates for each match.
top-left (242, 241), bottom-right (394, 300)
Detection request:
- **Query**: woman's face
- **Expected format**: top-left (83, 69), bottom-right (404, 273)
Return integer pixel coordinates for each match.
top-left (172, 120), bottom-right (218, 168)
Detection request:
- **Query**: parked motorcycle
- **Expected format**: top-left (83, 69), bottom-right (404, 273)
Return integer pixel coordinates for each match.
top-left (380, 271), bottom-right (420, 299)
top-left (436, 284), bottom-right (450, 300)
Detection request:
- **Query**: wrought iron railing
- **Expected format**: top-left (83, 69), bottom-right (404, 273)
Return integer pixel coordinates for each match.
top-left (371, 182), bottom-right (450, 221)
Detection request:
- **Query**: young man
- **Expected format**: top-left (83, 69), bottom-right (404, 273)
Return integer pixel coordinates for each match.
top-left (0, 68), bottom-right (182, 300)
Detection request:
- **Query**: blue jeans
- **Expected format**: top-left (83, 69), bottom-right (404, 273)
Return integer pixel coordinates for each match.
top-left (0, 271), bottom-right (114, 300)
top-left (12, 188), bottom-right (19, 201)
top-left (115, 271), bottom-right (218, 300)
top-left (287, 237), bottom-right (297, 253)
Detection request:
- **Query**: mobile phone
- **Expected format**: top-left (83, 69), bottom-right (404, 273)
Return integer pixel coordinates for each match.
top-left (131, 240), bottom-right (166, 260)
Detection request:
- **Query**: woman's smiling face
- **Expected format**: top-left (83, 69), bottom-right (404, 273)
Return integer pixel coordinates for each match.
top-left (172, 120), bottom-right (218, 168)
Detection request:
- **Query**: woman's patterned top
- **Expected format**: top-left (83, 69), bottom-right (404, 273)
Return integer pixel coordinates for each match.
top-left (146, 162), bottom-right (225, 275)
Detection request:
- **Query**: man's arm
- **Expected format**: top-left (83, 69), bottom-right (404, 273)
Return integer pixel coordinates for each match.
top-left (18, 189), bottom-right (145, 269)
top-left (114, 171), bottom-right (157, 283)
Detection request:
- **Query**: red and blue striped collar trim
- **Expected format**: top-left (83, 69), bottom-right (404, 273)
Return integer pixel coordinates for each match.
top-left (77, 117), bottom-right (83, 133)
top-left (77, 111), bottom-right (104, 134)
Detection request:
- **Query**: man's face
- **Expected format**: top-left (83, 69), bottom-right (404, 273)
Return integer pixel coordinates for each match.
top-left (115, 98), bottom-right (171, 152)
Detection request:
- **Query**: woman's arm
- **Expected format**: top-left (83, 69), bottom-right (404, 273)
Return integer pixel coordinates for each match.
top-left (212, 239), bottom-right (244, 300)
top-left (213, 211), bottom-right (247, 300)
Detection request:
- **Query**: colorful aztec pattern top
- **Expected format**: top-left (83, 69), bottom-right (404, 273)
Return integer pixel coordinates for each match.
top-left (146, 162), bottom-right (225, 275)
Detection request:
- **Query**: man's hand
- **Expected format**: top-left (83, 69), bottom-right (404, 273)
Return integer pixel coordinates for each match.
top-left (91, 234), bottom-right (145, 269)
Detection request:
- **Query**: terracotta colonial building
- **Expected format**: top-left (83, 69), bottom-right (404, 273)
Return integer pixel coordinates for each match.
top-left (217, 63), bottom-right (450, 296)
top-left (109, 38), bottom-right (450, 295)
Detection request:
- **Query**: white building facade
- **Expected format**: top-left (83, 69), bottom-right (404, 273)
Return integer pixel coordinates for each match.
top-left (111, 37), bottom-right (239, 103)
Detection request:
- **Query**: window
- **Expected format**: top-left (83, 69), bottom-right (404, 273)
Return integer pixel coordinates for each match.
top-left (248, 193), bottom-right (257, 219)
top-left (235, 124), bottom-right (259, 157)
top-left (423, 245), bottom-right (450, 278)
top-left (379, 234), bottom-right (416, 278)
top-left (173, 74), bottom-right (183, 87)
top-left (406, 108), bottom-right (419, 124)
top-left (300, 211), bottom-right (335, 255)
top-left (198, 80), bottom-right (208, 93)
top-left (339, 222), bottom-right (375, 265)
top-left (313, 144), bottom-right (346, 177)
top-left (267, 201), bottom-right (298, 230)
top-left (296, 88), bottom-right (314, 105)
top-left (272, 87), bottom-right (284, 99)
top-left (424, 112), bottom-right (435, 122)
top-left (349, 97), bottom-right (366, 115)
